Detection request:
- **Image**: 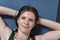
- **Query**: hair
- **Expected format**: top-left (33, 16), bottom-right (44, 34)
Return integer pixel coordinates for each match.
top-left (15, 5), bottom-right (40, 37)
top-left (15, 5), bottom-right (39, 28)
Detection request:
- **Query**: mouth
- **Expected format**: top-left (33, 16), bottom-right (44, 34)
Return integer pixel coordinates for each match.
top-left (23, 26), bottom-right (29, 29)
top-left (21, 25), bottom-right (29, 29)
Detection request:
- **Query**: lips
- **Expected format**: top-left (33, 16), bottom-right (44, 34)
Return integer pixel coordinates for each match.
top-left (21, 24), bottom-right (29, 29)
top-left (23, 26), bottom-right (29, 28)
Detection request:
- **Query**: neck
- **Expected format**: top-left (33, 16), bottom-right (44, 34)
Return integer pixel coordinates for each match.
top-left (15, 28), bottom-right (30, 40)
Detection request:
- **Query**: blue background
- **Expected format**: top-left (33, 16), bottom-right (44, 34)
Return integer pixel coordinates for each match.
top-left (0, 0), bottom-right (59, 34)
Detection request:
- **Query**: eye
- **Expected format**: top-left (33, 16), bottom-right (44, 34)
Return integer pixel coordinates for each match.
top-left (29, 19), bottom-right (34, 22)
top-left (21, 17), bottom-right (26, 19)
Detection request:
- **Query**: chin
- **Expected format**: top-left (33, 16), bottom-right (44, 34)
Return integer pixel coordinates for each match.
top-left (21, 29), bottom-right (31, 34)
top-left (22, 30), bottom-right (30, 35)
top-left (19, 26), bottom-right (32, 34)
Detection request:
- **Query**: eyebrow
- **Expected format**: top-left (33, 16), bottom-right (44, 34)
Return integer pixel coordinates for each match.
top-left (21, 15), bottom-right (35, 20)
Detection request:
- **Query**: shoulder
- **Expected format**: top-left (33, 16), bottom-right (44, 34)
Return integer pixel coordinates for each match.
top-left (0, 26), bottom-right (12, 40)
top-left (35, 35), bottom-right (43, 40)
top-left (6, 26), bottom-right (12, 38)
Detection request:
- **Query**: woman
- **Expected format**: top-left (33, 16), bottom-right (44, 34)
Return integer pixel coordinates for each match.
top-left (0, 5), bottom-right (60, 40)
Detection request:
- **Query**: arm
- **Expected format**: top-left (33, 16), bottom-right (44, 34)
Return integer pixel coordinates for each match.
top-left (0, 6), bottom-right (15, 39)
top-left (36, 31), bottom-right (60, 40)
top-left (0, 16), bottom-right (12, 40)
top-left (38, 18), bottom-right (60, 30)
top-left (42, 31), bottom-right (60, 40)
top-left (0, 6), bottom-right (18, 16)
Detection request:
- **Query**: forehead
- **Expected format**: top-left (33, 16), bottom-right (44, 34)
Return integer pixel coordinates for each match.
top-left (20, 11), bottom-right (35, 19)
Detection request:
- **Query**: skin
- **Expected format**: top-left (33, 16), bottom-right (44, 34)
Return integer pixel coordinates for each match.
top-left (0, 6), bottom-right (60, 40)
top-left (17, 11), bottom-right (35, 35)
top-left (14, 11), bottom-right (36, 40)
top-left (0, 11), bottom-right (36, 40)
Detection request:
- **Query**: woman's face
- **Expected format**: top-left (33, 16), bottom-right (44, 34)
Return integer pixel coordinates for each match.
top-left (17, 11), bottom-right (35, 34)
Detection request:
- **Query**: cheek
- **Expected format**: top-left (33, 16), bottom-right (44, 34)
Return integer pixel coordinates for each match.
top-left (29, 22), bottom-right (35, 28)
top-left (17, 19), bottom-right (23, 26)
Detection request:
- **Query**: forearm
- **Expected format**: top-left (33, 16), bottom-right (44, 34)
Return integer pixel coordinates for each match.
top-left (39, 18), bottom-right (60, 30)
top-left (0, 6), bottom-right (18, 16)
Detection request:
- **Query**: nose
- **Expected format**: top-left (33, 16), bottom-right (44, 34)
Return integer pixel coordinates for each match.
top-left (24, 19), bottom-right (29, 25)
